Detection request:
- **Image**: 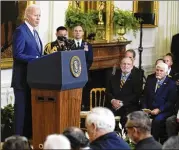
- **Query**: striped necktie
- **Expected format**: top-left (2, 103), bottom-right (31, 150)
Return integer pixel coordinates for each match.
top-left (120, 75), bottom-right (126, 89)
top-left (33, 29), bottom-right (41, 52)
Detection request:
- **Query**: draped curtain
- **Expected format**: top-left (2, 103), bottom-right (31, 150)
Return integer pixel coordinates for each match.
top-left (155, 1), bottom-right (179, 59)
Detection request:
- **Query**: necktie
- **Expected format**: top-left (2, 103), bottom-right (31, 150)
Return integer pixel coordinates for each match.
top-left (155, 80), bottom-right (161, 92)
top-left (120, 75), bottom-right (126, 89)
top-left (33, 29), bottom-right (41, 52)
top-left (77, 42), bottom-right (80, 48)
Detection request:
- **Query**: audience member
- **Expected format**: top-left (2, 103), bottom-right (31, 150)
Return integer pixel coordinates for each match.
top-left (142, 62), bottom-right (178, 141)
top-left (2, 135), bottom-right (32, 150)
top-left (85, 107), bottom-right (130, 149)
top-left (163, 53), bottom-right (175, 77)
top-left (44, 26), bottom-right (68, 54)
top-left (171, 33), bottom-right (179, 73)
top-left (106, 57), bottom-right (142, 127)
top-left (63, 126), bottom-right (90, 150)
top-left (163, 136), bottom-right (179, 149)
top-left (126, 111), bottom-right (162, 150)
top-left (43, 134), bottom-right (71, 149)
top-left (155, 58), bottom-right (165, 66)
top-left (166, 98), bottom-right (179, 137)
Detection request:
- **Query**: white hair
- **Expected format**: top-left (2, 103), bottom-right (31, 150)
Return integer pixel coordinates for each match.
top-left (24, 4), bottom-right (40, 19)
top-left (86, 107), bottom-right (115, 132)
top-left (156, 62), bottom-right (168, 73)
top-left (43, 134), bottom-right (71, 149)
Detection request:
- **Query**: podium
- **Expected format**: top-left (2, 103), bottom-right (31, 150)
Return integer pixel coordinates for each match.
top-left (27, 50), bottom-right (88, 149)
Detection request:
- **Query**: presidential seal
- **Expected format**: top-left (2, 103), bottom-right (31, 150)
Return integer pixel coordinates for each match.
top-left (70, 56), bottom-right (82, 77)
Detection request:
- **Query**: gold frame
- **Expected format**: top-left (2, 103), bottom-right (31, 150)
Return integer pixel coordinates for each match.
top-left (133, 1), bottom-right (159, 28)
top-left (68, 1), bottom-right (114, 42)
top-left (1, 1), bottom-right (35, 69)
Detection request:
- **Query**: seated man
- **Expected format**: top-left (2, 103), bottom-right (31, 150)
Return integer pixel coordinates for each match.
top-left (2, 135), bottom-right (32, 150)
top-left (44, 26), bottom-right (68, 55)
top-left (86, 107), bottom-right (130, 149)
top-left (125, 111), bottom-right (162, 150)
top-left (106, 57), bottom-right (142, 127)
top-left (166, 98), bottom-right (179, 138)
top-left (142, 62), bottom-right (177, 141)
top-left (43, 134), bottom-right (71, 149)
top-left (63, 126), bottom-right (90, 150)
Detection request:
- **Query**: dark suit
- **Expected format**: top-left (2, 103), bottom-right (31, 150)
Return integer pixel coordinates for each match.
top-left (142, 75), bottom-right (177, 141)
top-left (90, 132), bottom-right (130, 149)
top-left (71, 40), bottom-right (93, 70)
top-left (11, 22), bottom-right (42, 137)
top-left (106, 69), bottom-right (142, 127)
top-left (171, 33), bottom-right (179, 73)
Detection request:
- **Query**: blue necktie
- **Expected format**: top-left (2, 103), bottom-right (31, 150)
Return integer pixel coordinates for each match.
top-left (33, 29), bottom-right (41, 52)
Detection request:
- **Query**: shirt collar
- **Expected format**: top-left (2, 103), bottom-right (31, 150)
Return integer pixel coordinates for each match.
top-left (157, 76), bottom-right (166, 85)
top-left (168, 68), bottom-right (171, 75)
top-left (25, 21), bottom-right (34, 35)
top-left (74, 39), bottom-right (82, 46)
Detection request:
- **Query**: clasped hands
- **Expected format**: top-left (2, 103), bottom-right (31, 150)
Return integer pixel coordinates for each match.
top-left (143, 108), bottom-right (161, 115)
top-left (111, 99), bottom-right (123, 110)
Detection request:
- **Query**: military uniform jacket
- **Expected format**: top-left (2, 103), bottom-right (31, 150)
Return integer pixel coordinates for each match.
top-left (44, 40), bottom-right (61, 55)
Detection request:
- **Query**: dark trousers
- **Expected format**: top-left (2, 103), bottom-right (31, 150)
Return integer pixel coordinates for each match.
top-left (13, 87), bottom-right (32, 138)
top-left (151, 113), bottom-right (171, 142)
top-left (166, 115), bottom-right (179, 137)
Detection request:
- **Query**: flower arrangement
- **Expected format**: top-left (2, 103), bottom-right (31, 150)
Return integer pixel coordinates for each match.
top-left (117, 122), bottom-right (135, 150)
top-left (65, 6), bottom-right (98, 33)
top-left (113, 7), bottom-right (141, 37)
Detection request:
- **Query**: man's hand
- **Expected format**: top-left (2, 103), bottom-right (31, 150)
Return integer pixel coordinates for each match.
top-left (151, 108), bottom-right (160, 115)
top-left (111, 99), bottom-right (122, 110)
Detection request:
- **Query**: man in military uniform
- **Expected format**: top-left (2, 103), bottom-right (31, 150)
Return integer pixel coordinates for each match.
top-left (44, 26), bottom-right (68, 55)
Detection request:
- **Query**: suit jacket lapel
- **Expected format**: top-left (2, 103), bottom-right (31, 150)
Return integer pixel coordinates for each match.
top-left (151, 77), bottom-right (157, 94)
top-left (23, 23), bottom-right (42, 55)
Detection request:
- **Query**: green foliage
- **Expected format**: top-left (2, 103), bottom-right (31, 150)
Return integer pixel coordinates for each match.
top-left (65, 6), bottom-right (98, 33)
top-left (113, 7), bottom-right (141, 37)
top-left (1, 104), bottom-right (14, 128)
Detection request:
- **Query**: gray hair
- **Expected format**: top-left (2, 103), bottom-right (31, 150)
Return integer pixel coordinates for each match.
top-left (127, 111), bottom-right (151, 133)
top-left (24, 4), bottom-right (40, 19)
top-left (86, 107), bottom-right (115, 132)
top-left (44, 134), bottom-right (71, 149)
top-left (163, 136), bottom-right (179, 149)
top-left (156, 62), bottom-right (168, 74)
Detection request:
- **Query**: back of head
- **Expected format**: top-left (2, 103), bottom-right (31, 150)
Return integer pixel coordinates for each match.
top-left (44, 134), bottom-right (71, 149)
top-left (127, 111), bottom-right (151, 133)
top-left (63, 126), bottom-right (89, 150)
top-left (2, 135), bottom-right (31, 150)
top-left (86, 107), bottom-right (115, 132)
top-left (163, 136), bottom-right (179, 149)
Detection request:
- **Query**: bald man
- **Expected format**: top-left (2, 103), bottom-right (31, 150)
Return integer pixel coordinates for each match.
top-left (11, 4), bottom-right (42, 138)
top-left (106, 57), bottom-right (142, 127)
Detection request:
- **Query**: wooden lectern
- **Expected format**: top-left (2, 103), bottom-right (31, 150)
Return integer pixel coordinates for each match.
top-left (27, 50), bottom-right (88, 149)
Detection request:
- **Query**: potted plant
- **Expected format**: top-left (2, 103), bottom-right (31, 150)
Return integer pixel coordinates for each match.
top-left (1, 103), bottom-right (14, 142)
top-left (65, 6), bottom-right (98, 38)
top-left (113, 7), bottom-right (140, 41)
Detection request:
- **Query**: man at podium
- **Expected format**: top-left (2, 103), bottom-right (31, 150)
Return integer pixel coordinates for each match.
top-left (11, 4), bottom-right (42, 138)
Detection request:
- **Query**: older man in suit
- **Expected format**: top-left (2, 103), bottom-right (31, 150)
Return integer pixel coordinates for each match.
top-left (106, 57), bottom-right (142, 127)
top-left (11, 4), bottom-right (42, 138)
top-left (142, 62), bottom-right (177, 141)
